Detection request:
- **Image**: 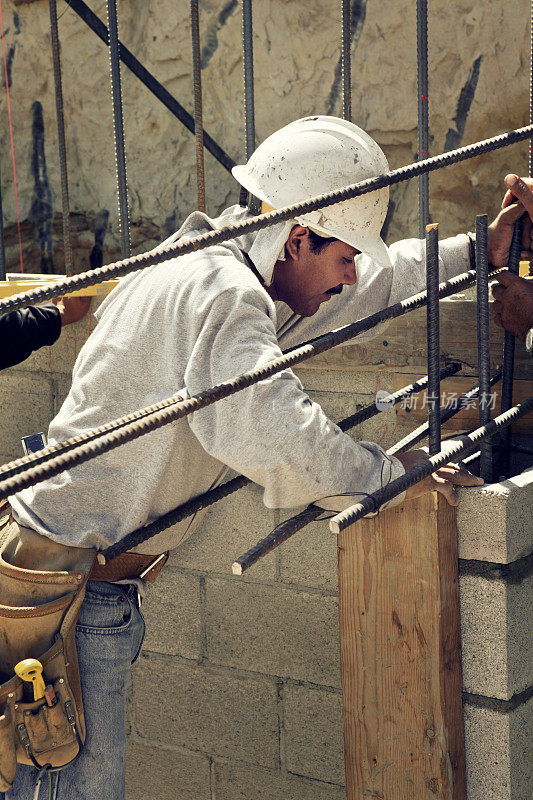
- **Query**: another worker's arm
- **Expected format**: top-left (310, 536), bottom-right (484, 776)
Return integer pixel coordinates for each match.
top-left (0, 296), bottom-right (90, 370)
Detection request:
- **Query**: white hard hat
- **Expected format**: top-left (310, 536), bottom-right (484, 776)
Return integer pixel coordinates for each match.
top-left (232, 115), bottom-right (392, 267)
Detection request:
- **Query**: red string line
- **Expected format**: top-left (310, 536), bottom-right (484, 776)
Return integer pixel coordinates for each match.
top-left (0, 0), bottom-right (24, 273)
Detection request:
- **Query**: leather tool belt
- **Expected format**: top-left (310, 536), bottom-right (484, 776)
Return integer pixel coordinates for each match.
top-left (0, 506), bottom-right (167, 791)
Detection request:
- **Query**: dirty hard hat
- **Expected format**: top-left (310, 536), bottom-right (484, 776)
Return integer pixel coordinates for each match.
top-left (232, 115), bottom-right (392, 267)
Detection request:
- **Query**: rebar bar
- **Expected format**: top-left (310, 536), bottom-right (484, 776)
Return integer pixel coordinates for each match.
top-left (64, 0), bottom-right (235, 174)
top-left (0, 163), bottom-right (5, 281)
top-left (233, 368), bottom-right (498, 574)
top-left (190, 0), bottom-right (205, 212)
top-left (425, 223), bottom-right (441, 454)
top-left (341, 0), bottom-right (351, 121)
top-left (475, 214), bottom-right (493, 481)
top-left (107, 364), bottom-right (460, 561)
top-left (499, 217), bottom-right (523, 477)
top-left (49, 0), bottom-right (73, 276)
top-left (1, 124), bottom-right (531, 317)
top-left (417, 0), bottom-right (429, 235)
top-left (106, 0), bottom-right (130, 258)
top-left (239, 0), bottom-right (259, 212)
top-left (330, 394), bottom-right (533, 534)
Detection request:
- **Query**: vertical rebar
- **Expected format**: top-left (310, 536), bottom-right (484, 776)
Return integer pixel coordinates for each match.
top-left (240, 0), bottom-right (259, 211)
top-left (49, 0), bottom-right (73, 276)
top-left (341, 0), bottom-right (351, 121)
top-left (0, 164), bottom-right (6, 281)
top-left (499, 218), bottom-right (523, 477)
top-left (475, 214), bottom-right (492, 481)
top-left (190, 0), bottom-right (205, 212)
top-left (417, 0), bottom-right (429, 237)
top-left (425, 223), bottom-right (441, 455)
top-left (105, 0), bottom-right (130, 258)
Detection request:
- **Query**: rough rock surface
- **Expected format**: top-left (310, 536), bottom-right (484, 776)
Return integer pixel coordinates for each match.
top-left (0, 0), bottom-right (530, 273)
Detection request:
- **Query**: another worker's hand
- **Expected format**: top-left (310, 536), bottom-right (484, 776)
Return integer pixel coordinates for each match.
top-left (396, 449), bottom-right (483, 506)
top-left (492, 270), bottom-right (533, 341)
top-left (53, 295), bottom-right (91, 326)
top-left (487, 175), bottom-right (533, 266)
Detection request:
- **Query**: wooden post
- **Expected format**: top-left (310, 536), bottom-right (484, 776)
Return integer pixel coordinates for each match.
top-left (337, 493), bottom-right (466, 800)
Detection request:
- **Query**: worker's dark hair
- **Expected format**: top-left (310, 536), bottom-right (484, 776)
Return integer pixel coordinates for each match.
top-left (307, 229), bottom-right (337, 253)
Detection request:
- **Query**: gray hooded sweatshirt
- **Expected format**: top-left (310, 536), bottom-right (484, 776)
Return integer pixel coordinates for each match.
top-left (10, 206), bottom-right (471, 553)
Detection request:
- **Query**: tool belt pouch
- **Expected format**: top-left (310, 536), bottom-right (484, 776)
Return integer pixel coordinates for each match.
top-left (0, 516), bottom-right (95, 790)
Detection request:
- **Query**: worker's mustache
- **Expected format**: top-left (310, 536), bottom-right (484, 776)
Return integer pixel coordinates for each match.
top-left (326, 284), bottom-right (343, 295)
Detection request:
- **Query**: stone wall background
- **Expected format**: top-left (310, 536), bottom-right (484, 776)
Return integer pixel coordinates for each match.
top-left (0, 0), bottom-right (530, 273)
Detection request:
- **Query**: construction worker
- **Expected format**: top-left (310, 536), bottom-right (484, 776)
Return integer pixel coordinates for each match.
top-left (491, 175), bottom-right (533, 349)
top-left (0, 296), bottom-right (91, 370)
top-left (2, 117), bottom-right (532, 800)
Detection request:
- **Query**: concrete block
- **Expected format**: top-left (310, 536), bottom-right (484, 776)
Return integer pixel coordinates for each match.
top-left (457, 470), bottom-right (533, 563)
top-left (0, 369), bottom-right (53, 462)
top-left (51, 372), bottom-right (74, 416)
top-left (126, 740), bottom-right (211, 800)
top-left (205, 578), bottom-right (341, 687)
top-left (141, 569), bottom-right (202, 660)
top-left (214, 762), bottom-right (345, 800)
top-left (463, 695), bottom-right (533, 800)
top-left (278, 514), bottom-right (338, 591)
top-left (459, 571), bottom-right (533, 700)
top-left (131, 653), bottom-right (279, 768)
top-left (283, 684), bottom-right (344, 785)
top-left (168, 483), bottom-right (277, 580)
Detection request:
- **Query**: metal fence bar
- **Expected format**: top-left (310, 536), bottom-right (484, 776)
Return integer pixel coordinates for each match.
top-left (190, 0), bottom-right (206, 212)
top-left (498, 217), bottom-right (523, 477)
top-left (49, 0), bottom-right (73, 276)
top-left (425, 223), bottom-right (441, 454)
top-left (475, 214), bottom-right (493, 481)
top-left (2, 124), bottom-right (530, 316)
top-left (64, 0), bottom-right (235, 173)
top-left (0, 164), bottom-right (6, 281)
top-left (417, 0), bottom-right (429, 235)
top-left (106, 0), bottom-right (130, 257)
top-left (341, 0), bottom-right (351, 121)
top-left (330, 395), bottom-right (533, 534)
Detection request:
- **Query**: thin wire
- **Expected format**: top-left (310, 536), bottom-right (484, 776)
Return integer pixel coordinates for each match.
top-left (0, 161), bottom-right (6, 280)
top-left (0, 0), bottom-right (23, 272)
top-left (49, 0), bottom-right (73, 275)
top-left (190, 0), bottom-right (205, 212)
top-left (1, 124), bottom-right (531, 317)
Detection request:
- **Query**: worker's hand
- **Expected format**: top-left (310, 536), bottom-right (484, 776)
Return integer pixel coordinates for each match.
top-left (487, 175), bottom-right (533, 266)
top-left (53, 295), bottom-right (91, 326)
top-left (396, 449), bottom-right (483, 506)
top-left (492, 270), bottom-right (533, 341)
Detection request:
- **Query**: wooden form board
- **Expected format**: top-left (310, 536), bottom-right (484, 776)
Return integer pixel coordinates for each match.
top-left (337, 493), bottom-right (465, 800)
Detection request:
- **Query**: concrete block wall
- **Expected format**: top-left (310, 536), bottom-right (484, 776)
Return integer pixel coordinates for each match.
top-left (1, 290), bottom-right (532, 799)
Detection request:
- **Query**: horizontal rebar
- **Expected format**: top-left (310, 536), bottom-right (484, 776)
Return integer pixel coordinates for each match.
top-left (106, 364), bottom-right (460, 561)
top-left (0, 264), bottom-right (494, 500)
top-left (232, 368), bottom-right (497, 575)
top-left (1, 124), bottom-right (531, 317)
top-left (329, 395), bottom-right (533, 534)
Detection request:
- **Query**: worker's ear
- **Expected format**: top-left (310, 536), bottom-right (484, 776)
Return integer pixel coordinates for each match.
top-left (285, 225), bottom-right (308, 260)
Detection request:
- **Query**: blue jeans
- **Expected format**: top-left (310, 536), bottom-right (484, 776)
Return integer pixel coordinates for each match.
top-left (3, 581), bottom-right (145, 800)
